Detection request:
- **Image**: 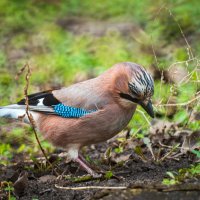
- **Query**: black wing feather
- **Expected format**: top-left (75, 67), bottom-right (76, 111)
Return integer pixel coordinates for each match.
top-left (17, 90), bottom-right (60, 106)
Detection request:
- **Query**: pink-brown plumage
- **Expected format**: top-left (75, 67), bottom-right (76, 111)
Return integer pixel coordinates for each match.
top-left (38, 103), bottom-right (136, 148)
top-left (37, 63), bottom-right (137, 153)
top-left (0, 62), bottom-right (154, 176)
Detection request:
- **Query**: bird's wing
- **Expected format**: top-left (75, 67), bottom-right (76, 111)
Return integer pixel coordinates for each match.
top-left (16, 79), bottom-right (109, 118)
top-left (52, 78), bottom-right (111, 110)
top-left (16, 88), bottom-right (97, 118)
top-left (17, 90), bottom-right (60, 107)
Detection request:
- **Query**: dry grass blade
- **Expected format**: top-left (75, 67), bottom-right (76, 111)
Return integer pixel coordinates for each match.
top-left (159, 144), bottom-right (180, 162)
top-left (151, 6), bottom-right (199, 115)
top-left (136, 109), bottom-right (151, 126)
top-left (55, 184), bottom-right (127, 190)
top-left (157, 92), bottom-right (200, 107)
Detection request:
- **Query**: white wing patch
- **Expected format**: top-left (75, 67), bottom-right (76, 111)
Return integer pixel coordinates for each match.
top-left (37, 98), bottom-right (44, 106)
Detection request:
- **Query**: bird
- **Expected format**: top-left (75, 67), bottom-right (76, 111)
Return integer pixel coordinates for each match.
top-left (0, 62), bottom-right (154, 177)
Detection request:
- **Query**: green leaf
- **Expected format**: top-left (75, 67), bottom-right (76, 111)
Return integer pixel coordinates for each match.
top-left (105, 171), bottom-right (113, 179)
top-left (166, 171), bottom-right (175, 179)
top-left (191, 150), bottom-right (200, 158)
top-left (114, 146), bottom-right (123, 154)
top-left (162, 178), bottom-right (178, 185)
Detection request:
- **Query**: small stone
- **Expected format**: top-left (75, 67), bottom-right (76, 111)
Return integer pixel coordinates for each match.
top-left (38, 175), bottom-right (57, 183)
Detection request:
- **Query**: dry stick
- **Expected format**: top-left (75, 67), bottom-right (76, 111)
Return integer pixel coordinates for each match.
top-left (159, 141), bottom-right (199, 157)
top-left (151, 6), bottom-right (198, 110)
top-left (20, 63), bottom-right (53, 168)
top-left (167, 58), bottom-right (197, 71)
top-left (55, 184), bottom-right (127, 190)
top-left (157, 93), bottom-right (200, 107)
top-left (145, 6), bottom-right (199, 164)
top-left (163, 7), bottom-right (199, 111)
top-left (178, 68), bottom-right (196, 86)
top-left (159, 146), bottom-right (177, 162)
top-left (55, 183), bottom-right (200, 191)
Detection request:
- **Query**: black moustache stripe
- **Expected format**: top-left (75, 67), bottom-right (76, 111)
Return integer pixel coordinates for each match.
top-left (119, 93), bottom-right (139, 104)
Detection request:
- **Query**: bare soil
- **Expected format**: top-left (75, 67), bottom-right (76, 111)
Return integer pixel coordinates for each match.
top-left (0, 141), bottom-right (199, 200)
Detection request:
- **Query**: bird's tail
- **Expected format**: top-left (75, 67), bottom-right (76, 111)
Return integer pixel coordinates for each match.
top-left (0, 104), bottom-right (37, 123)
top-left (0, 104), bottom-right (26, 119)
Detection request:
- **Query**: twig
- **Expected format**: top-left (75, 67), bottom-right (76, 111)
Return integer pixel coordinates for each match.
top-left (55, 184), bottom-right (127, 190)
top-left (159, 144), bottom-right (179, 162)
top-left (178, 67), bottom-right (198, 86)
top-left (148, 145), bottom-right (156, 161)
top-left (167, 58), bottom-right (197, 71)
top-left (150, 6), bottom-right (199, 111)
top-left (18, 63), bottom-right (53, 168)
top-left (156, 93), bottom-right (200, 107)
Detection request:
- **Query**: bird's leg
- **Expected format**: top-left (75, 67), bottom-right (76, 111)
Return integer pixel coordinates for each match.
top-left (78, 153), bottom-right (91, 166)
top-left (60, 148), bottom-right (102, 178)
top-left (74, 154), bottom-right (102, 178)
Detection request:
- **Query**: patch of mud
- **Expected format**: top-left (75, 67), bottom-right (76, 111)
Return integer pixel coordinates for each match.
top-left (0, 122), bottom-right (199, 199)
top-left (0, 145), bottom-right (194, 200)
top-left (92, 189), bottom-right (200, 200)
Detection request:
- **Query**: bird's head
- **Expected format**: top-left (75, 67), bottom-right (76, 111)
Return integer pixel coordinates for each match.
top-left (115, 62), bottom-right (154, 118)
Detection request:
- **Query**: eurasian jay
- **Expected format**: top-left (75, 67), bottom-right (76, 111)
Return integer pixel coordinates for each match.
top-left (0, 62), bottom-right (154, 177)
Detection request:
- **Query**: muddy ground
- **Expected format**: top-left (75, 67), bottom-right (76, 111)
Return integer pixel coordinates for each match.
top-left (0, 137), bottom-right (199, 200)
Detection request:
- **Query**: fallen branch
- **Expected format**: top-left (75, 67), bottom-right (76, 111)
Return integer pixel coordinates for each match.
top-left (55, 184), bottom-right (127, 190)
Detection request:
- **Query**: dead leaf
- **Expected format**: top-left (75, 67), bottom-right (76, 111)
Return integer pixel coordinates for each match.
top-left (13, 171), bottom-right (28, 197)
top-left (167, 65), bottom-right (188, 84)
top-left (38, 175), bottom-right (57, 183)
top-left (181, 131), bottom-right (200, 153)
top-left (111, 153), bottom-right (131, 164)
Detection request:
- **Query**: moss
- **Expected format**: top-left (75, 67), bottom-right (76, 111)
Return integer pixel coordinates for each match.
top-left (0, 73), bottom-right (12, 85)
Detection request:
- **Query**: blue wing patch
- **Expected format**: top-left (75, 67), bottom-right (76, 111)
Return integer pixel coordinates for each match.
top-left (53, 103), bottom-right (96, 118)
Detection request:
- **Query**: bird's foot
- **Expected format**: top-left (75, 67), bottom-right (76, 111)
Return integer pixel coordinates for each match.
top-left (58, 152), bottom-right (71, 163)
top-left (74, 155), bottom-right (102, 178)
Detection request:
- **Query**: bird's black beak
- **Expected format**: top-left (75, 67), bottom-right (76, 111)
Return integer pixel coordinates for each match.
top-left (139, 100), bottom-right (154, 118)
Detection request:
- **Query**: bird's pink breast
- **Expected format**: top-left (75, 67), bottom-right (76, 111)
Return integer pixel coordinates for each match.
top-left (37, 104), bottom-right (136, 149)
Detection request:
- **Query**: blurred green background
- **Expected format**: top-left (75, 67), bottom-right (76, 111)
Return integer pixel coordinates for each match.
top-left (0, 0), bottom-right (199, 163)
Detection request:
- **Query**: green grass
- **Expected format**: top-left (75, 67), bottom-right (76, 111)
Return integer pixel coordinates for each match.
top-left (163, 163), bottom-right (200, 185)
